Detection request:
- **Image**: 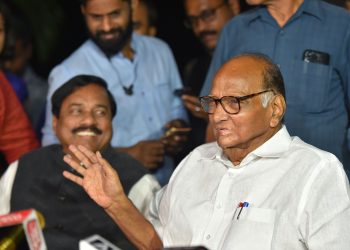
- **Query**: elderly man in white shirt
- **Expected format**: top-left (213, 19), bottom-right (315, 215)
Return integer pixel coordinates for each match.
top-left (63, 53), bottom-right (350, 250)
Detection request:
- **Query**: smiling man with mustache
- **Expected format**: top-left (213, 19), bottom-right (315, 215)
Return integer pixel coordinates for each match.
top-left (0, 74), bottom-right (160, 249)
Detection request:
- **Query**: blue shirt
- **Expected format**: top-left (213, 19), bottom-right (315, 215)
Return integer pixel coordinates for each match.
top-left (201, 0), bottom-right (350, 172)
top-left (42, 33), bottom-right (187, 185)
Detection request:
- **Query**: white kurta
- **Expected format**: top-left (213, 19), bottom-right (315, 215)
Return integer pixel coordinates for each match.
top-left (147, 126), bottom-right (350, 250)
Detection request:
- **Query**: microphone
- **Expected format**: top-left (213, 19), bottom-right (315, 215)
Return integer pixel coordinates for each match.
top-left (79, 234), bottom-right (122, 250)
top-left (0, 209), bottom-right (46, 250)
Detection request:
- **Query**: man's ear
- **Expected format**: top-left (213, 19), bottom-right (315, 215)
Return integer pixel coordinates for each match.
top-left (149, 26), bottom-right (157, 37)
top-left (229, 0), bottom-right (241, 16)
top-left (270, 94), bottom-right (286, 128)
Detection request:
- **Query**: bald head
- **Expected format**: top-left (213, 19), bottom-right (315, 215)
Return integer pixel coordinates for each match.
top-left (212, 53), bottom-right (285, 100)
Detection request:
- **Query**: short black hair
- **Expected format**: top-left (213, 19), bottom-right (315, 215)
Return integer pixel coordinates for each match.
top-left (51, 74), bottom-right (117, 119)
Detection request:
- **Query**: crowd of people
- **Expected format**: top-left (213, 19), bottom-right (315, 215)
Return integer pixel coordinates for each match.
top-left (0, 0), bottom-right (350, 249)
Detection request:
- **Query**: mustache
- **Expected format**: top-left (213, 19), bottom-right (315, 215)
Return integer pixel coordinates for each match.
top-left (71, 125), bottom-right (103, 135)
top-left (96, 28), bottom-right (123, 39)
top-left (199, 30), bottom-right (217, 40)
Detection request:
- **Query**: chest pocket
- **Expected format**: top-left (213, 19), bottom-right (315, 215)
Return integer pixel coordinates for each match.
top-left (285, 60), bottom-right (332, 113)
top-left (221, 207), bottom-right (276, 250)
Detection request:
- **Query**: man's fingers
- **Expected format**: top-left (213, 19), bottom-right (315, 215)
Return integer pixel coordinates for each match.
top-left (63, 154), bottom-right (87, 174)
top-left (96, 152), bottom-right (119, 178)
top-left (78, 145), bottom-right (98, 163)
top-left (68, 145), bottom-right (93, 167)
top-left (63, 170), bottom-right (83, 186)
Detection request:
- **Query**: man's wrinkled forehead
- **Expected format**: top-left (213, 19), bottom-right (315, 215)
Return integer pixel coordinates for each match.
top-left (211, 56), bottom-right (265, 91)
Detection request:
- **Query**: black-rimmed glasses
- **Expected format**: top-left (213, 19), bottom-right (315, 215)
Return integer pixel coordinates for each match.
top-left (199, 89), bottom-right (275, 114)
top-left (184, 2), bottom-right (227, 28)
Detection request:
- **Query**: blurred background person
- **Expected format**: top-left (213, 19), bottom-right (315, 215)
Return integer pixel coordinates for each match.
top-left (179, 0), bottom-right (238, 159)
top-left (0, 2), bottom-right (39, 176)
top-left (132, 0), bottom-right (158, 36)
top-left (1, 1), bottom-right (48, 140)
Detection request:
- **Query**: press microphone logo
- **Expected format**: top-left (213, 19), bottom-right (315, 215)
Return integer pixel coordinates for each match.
top-left (27, 218), bottom-right (42, 250)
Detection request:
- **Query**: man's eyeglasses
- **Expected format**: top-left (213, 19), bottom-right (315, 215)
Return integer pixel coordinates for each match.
top-left (199, 89), bottom-right (275, 114)
top-left (184, 2), bottom-right (227, 28)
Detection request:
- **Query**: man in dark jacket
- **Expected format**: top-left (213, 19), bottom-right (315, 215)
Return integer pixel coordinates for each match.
top-left (0, 74), bottom-right (160, 250)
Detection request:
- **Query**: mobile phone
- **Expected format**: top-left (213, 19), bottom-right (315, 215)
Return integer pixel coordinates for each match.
top-left (164, 127), bottom-right (192, 137)
top-left (173, 87), bottom-right (193, 97)
top-left (302, 49), bottom-right (330, 65)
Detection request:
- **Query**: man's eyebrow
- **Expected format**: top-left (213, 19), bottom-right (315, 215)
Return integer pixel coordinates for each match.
top-left (94, 104), bottom-right (109, 109)
top-left (68, 103), bottom-right (82, 107)
top-left (87, 9), bottom-right (121, 17)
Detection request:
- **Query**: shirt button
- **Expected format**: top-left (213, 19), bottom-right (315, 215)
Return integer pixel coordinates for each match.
top-left (206, 234), bottom-right (211, 240)
top-left (228, 172), bottom-right (234, 177)
top-left (280, 30), bottom-right (285, 36)
top-left (217, 204), bottom-right (222, 209)
top-left (58, 193), bottom-right (66, 201)
top-left (149, 117), bottom-right (153, 121)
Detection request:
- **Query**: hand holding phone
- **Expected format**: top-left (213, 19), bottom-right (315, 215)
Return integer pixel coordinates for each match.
top-left (164, 126), bottom-right (192, 137)
top-left (162, 120), bottom-right (191, 155)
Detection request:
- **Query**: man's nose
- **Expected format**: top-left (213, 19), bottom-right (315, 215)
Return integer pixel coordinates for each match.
top-left (101, 16), bottom-right (113, 32)
top-left (212, 101), bottom-right (228, 122)
top-left (81, 112), bottom-right (97, 125)
top-left (194, 18), bottom-right (207, 33)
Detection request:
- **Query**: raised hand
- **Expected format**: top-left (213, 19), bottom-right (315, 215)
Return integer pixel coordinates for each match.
top-left (63, 145), bottom-right (126, 209)
top-left (63, 145), bottom-right (163, 249)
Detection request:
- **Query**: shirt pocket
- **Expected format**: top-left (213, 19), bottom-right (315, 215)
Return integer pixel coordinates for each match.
top-left (286, 60), bottom-right (332, 113)
top-left (221, 207), bottom-right (276, 250)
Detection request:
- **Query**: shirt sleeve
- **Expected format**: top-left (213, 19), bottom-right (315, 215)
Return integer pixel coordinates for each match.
top-left (0, 73), bottom-right (39, 165)
top-left (127, 174), bottom-right (161, 216)
top-left (297, 158), bottom-right (350, 249)
top-left (0, 161), bottom-right (19, 215)
top-left (41, 66), bottom-right (68, 146)
top-left (146, 186), bottom-right (167, 238)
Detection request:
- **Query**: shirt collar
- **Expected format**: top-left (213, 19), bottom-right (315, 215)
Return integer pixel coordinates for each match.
top-left (251, 125), bottom-right (291, 158)
top-left (89, 32), bottom-right (139, 60)
top-left (246, 0), bottom-right (323, 25)
top-left (201, 125), bottom-right (292, 167)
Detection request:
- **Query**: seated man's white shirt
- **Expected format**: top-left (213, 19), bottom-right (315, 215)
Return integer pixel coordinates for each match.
top-left (147, 125), bottom-right (350, 250)
top-left (0, 161), bottom-right (160, 216)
